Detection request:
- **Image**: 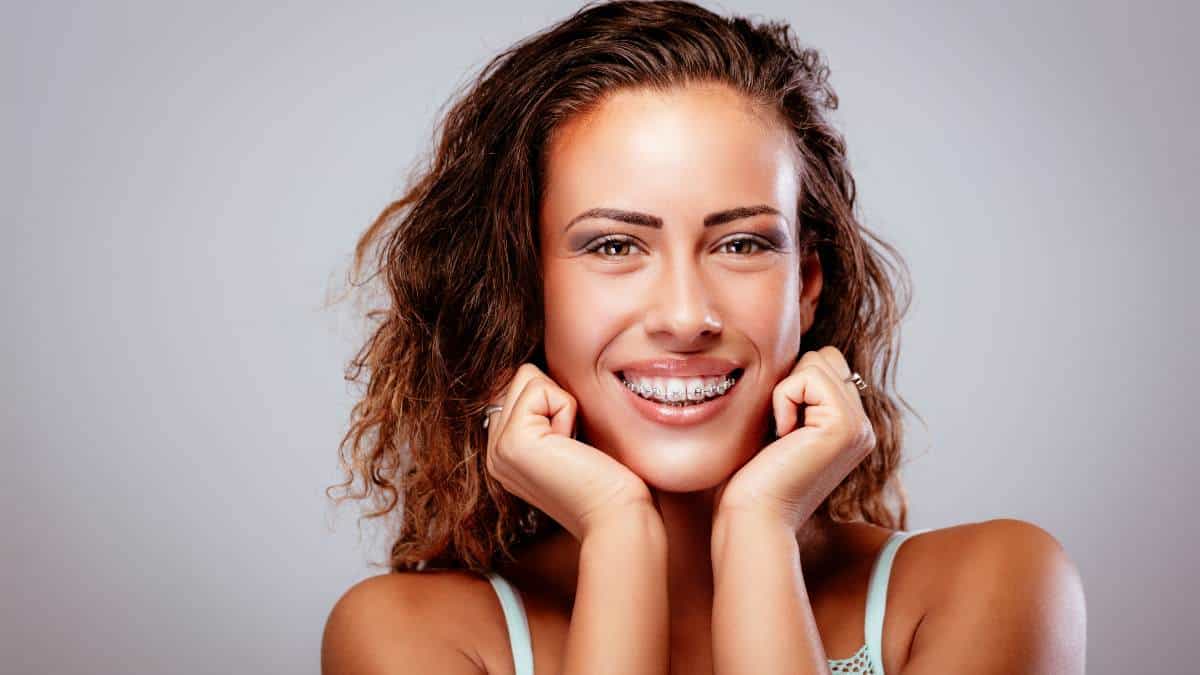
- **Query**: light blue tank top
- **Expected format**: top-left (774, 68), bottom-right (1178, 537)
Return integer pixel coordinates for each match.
top-left (485, 528), bottom-right (930, 675)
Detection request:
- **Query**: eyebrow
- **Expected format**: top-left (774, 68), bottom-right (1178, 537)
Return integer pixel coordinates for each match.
top-left (563, 204), bottom-right (784, 233)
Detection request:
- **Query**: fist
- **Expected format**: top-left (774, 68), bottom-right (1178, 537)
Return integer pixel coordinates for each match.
top-left (484, 363), bottom-right (656, 541)
top-left (715, 346), bottom-right (876, 528)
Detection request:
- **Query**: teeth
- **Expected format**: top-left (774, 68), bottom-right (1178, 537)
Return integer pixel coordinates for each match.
top-left (620, 371), bottom-right (739, 406)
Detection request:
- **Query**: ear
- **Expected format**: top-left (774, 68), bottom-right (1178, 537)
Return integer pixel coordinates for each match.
top-left (798, 249), bottom-right (823, 333)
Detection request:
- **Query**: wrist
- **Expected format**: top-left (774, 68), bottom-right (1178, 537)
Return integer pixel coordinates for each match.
top-left (580, 499), bottom-right (666, 548)
top-left (711, 505), bottom-right (796, 565)
top-left (713, 501), bottom-right (794, 532)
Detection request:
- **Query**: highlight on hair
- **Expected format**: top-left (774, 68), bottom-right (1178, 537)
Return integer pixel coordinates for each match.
top-left (330, 0), bottom-right (917, 573)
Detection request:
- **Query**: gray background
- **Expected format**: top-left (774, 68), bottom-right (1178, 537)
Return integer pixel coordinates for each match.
top-left (4, 1), bottom-right (1196, 673)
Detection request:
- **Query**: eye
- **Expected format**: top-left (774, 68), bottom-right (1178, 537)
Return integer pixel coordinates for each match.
top-left (719, 236), bottom-right (776, 256)
top-left (584, 235), bottom-right (643, 259)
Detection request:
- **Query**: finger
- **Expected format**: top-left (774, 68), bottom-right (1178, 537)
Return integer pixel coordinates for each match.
top-left (483, 402), bottom-right (504, 435)
top-left (485, 364), bottom-right (541, 466)
top-left (510, 375), bottom-right (577, 439)
top-left (796, 350), bottom-right (851, 405)
top-left (493, 363), bottom-right (544, 440)
top-left (493, 377), bottom-right (579, 507)
top-left (800, 349), bottom-right (856, 409)
top-left (803, 349), bottom-right (874, 455)
top-left (815, 346), bottom-right (851, 381)
top-left (813, 347), bottom-right (867, 414)
top-left (774, 351), bottom-right (828, 436)
top-left (487, 371), bottom-right (543, 489)
top-left (790, 347), bottom-right (839, 378)
top-left (772, 362), bottom-right (843, 437)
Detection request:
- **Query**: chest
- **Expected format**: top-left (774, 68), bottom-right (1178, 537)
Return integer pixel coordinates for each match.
top-left (475, 570), bottom-right (927, 675)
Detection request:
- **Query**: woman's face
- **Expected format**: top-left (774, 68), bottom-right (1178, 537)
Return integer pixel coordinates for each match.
top-left (539, 82), bottom-right (823, 493)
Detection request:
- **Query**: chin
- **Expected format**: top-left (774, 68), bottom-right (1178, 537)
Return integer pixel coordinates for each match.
top-left (580, 422), bottom-right (764, 494)
top-left (624, 449), bottom-right (734, 492)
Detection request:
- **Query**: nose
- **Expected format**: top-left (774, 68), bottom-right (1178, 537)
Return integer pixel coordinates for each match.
top-left (642, 253), bottom-right (723, 347)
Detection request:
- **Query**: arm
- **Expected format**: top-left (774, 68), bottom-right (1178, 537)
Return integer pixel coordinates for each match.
top-left (562, 503), bottom-right (670, 675)
top-left (321, 574), bottom-right (485, 675)
top-left (901, 519), bottom-right (1087, 674)
top-left (709, 346), bottom-right (874, 675)
top-left (481, 364), bottom-right (670, 673)
top-left (710, 509), bottom-right (829, 675)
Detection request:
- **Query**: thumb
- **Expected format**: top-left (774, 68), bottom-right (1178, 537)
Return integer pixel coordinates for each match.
top-left (531, 380), bottom-right (577, 438)
top-left (773, 371), bottom-right (818, 438)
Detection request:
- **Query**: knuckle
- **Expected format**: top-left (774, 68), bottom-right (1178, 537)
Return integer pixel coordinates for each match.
top-left (798, 350), bottom-right (823, 364)
top-left (773, 375), bottom-right (798, 398)
top-left (798, 363), bottom-right (822, 376)
top-left (504, 365), bottom-right (533, 393)
top-left (517, 363), bottom-right (544, 379)
top-left (540, 373), bottom-right (567, 396)
top-left (854, 416), bottom-right (877, 452)
top-left (818, 345), bottom-right (844, 360)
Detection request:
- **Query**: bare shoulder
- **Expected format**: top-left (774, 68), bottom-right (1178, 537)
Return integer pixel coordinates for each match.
top-left (909, 518), bottom-right (1082, 588)
top-left (901, 518), bottom-right (1085, 608)
top-left (900, 519), bottom-right (1087, 674)
top-left (321, 570), bottom-right (505, 675)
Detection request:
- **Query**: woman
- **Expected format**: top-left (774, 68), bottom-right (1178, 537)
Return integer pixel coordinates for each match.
top-left (322, 1), bottom-right (1086, 673)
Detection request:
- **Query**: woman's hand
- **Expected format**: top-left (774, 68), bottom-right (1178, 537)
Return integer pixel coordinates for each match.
top-left (713, 346), bottom-right (877, 530)
top-left (485, 363), bottom-right (658, 542)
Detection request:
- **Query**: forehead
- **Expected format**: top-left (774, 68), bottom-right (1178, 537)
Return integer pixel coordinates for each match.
top-left (540, 83), bottom-right (800, 231)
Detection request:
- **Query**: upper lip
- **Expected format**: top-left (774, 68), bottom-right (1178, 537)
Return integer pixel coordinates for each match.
top-left (614, 356), bottom-right (743, 378)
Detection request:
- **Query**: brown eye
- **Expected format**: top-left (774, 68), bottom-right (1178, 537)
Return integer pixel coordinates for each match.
top-left (720, 236), bottom-right (774, 255)
top-left (585, 235), bottom-right (642, 258)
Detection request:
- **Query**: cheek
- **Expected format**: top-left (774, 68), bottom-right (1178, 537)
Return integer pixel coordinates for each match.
top-left (542, 265), bottom-right (624, 378)
top-left (724, 269), bottom-right (802, 371)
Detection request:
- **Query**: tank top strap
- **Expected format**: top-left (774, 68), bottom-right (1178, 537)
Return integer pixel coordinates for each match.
top-left (485, 572), bottom-right (535, 675)
top-left (863, 528), bottom-right (932, 675)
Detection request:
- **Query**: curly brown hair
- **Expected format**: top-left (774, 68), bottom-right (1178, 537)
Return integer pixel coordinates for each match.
top-left (331, 0), bottom-right (918, 573)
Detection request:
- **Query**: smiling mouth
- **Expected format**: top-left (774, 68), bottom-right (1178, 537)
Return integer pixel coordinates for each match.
top-left (613, 368), bottom-right (744, 407)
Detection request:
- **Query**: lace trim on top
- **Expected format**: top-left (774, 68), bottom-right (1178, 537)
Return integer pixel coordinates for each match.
top-left (828, 643), bottom-right (876, 673)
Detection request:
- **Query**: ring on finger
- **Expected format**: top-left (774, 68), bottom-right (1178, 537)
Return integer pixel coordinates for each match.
top-left (482, 403), bottom-right (504, 429)
top-left (843, 372), bottom-right (868, 393)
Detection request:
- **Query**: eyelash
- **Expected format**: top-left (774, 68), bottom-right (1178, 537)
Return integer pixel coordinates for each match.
top-left (584, 235), bottom-right (777, 259)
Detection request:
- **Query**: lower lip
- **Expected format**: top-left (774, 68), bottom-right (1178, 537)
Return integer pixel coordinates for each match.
top-left (613, 370), bottom-right (742, 427)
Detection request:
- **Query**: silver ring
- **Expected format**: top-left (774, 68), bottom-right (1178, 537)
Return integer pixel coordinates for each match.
top-left (482, 403), bottom-right (503, 429)
top-left (844, 372), bottom-right (868, 393)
